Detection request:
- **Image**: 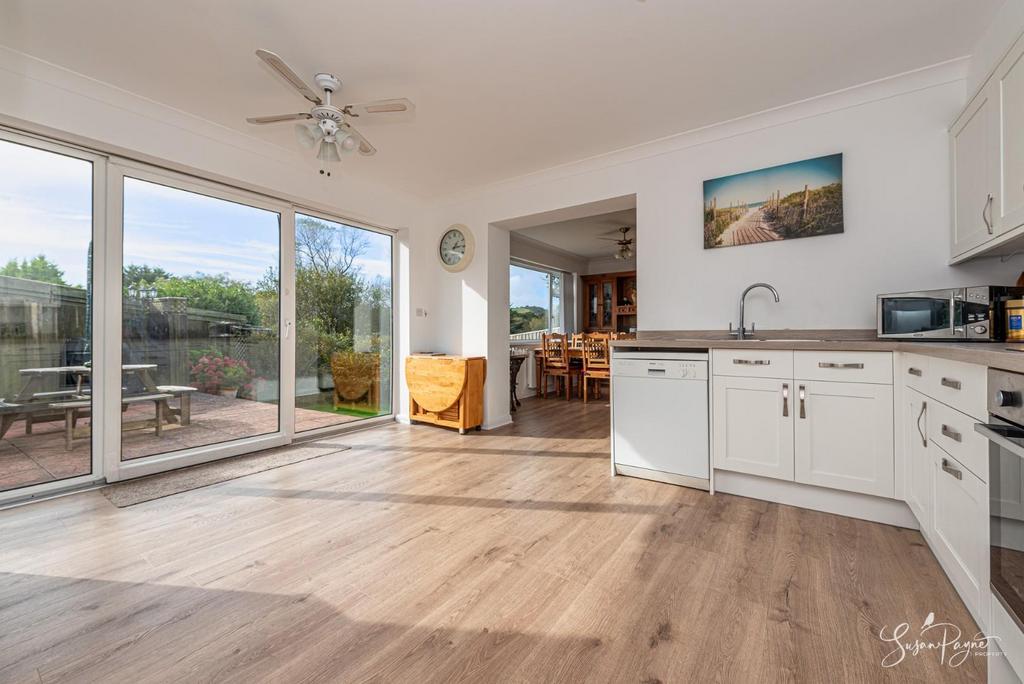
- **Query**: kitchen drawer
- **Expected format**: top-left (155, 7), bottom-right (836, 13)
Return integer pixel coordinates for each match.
top-left (900, 353), bottom-right (929, 393)
top-left (794, 351), bottom-right (892, 384)
top-left (924, 357), bottom-right (987, 421)
top-left (926, 400), bottom-right (988, 482)
top-left (712, 349), bottom-right (792, 379)
top-left (930, 445), bottom-right (989, 630)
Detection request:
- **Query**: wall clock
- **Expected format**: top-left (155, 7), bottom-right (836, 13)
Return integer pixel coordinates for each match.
top-left (439, 224), bottom-right (474, 273)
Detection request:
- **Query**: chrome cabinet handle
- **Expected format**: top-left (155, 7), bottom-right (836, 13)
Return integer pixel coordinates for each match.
top-left (940, 377), bottom-right (962, 391)
top-left (949, 294), bottom-right (957, 335)
top-left (782, 383), bottom-right (789, 417)
top-left (917, 401), bottom-right (927, 447)
top-left (941, 458), bottom-right (963, 481)
top-left (818, 362), bottom-right (864, 369)
top-left (983, 194), bottom-right (994, 234)
top-left (941, 424), bottom-right (962, 442)
top-left (907, 367), bottom-right (922, 377)
top-left (798, 385), bottom-right (806, 419)
top-left (733, 359), bottom-right (770, 366)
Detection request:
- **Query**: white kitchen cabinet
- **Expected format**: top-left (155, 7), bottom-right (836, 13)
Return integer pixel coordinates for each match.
top-left (950, 88), bottom-right (997, 257)
top-left (712, 375), bottom-right (794, 480)
top-left (996, 36), bottom-right (1024, 235)
top-left (794, 381), bottom-right (895, 498)
top-left (930, 447), bottom-right (989, 629)
top-left (904, 388), bottom-right (932, 530)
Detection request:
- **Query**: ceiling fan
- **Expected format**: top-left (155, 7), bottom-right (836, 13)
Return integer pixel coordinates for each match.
top-left (245, 49), bottom-right (414, 168)
top-left (598, 226), bottom-right (635, 260)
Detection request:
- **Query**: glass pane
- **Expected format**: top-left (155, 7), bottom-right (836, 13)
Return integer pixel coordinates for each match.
top-left (550, 273), bottom-right (562, 333)
top-left (509, 265), bottom-right (550, 337)
top-left (0, 139), bottom-right (93, 492)
top-left (588, 284), bottom-right (598, 328)
top-left (294, 213), bottom-right (392, 432)
top-left (121, 178), bottom-right (280, 461)
top-left (602, 282), bottom-right (613, 327)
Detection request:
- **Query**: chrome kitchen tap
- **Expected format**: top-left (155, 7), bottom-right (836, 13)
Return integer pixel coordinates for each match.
top-left (730, 283), bottom-right (781, 340)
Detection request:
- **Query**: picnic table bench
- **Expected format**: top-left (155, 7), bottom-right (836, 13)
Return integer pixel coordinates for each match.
top-left (50, 393), bottom-right (173, 451)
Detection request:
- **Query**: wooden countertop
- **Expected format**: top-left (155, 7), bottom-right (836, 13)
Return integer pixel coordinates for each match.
top-left (610, 329), bottom-right (1024, 372)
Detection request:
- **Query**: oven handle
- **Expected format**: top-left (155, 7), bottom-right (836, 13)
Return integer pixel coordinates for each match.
top-left (975, 422), bottom-right (1024, 460)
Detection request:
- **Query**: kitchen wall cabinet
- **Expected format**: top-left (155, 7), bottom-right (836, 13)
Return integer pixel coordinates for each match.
top-left (903, 388), bottom-right (932, 531)
top-left (712, 375), bottom-right (794, 480)
top-left (951, 30), bottom-right (1024, 260)
top-left (950, 91), bottom-right (996, 257)
top-left (794, 381), bottom-right (894, 498)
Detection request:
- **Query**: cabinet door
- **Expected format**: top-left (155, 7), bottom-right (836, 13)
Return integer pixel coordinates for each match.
top-left (904, 389), bottom-right (932, 530)
top-left (931, 448), bottom-right (989, 628)
top-left (712, 376), bottom-right (793, 480)
top-left (794, 381), bottom-right (895, 498)
top-left (586, 282), bottom-right (599, 329)
top-left (996, 39), bottom-right (1024, 234)
top-left (951, 88), bottom-right (997, 256)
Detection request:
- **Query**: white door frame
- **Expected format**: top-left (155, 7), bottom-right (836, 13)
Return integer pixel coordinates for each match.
top-left (104, 160), bottom-right (293, 482)
top-left (0, 129), bottom-right (109, 505)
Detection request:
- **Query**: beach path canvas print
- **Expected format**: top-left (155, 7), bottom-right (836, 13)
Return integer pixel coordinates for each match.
top-left (703, 153), bottom-right (844, 249)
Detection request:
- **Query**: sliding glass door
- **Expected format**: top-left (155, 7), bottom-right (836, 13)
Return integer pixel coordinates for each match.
top-left (293, 213), bottom-right (393, 432)
top-left (0, 132), bottom-right (103, 496)
top-left (1, 132), bottom-right (397, 495)
top-left (110, 167), bottom-right (286, 478)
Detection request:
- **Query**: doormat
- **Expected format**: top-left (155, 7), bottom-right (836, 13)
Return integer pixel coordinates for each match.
top-left (101, 440), bottom-right (351, 507)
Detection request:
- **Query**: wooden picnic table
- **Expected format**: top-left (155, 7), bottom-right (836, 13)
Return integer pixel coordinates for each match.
top-left (15, 364), bottom-right (159, 401)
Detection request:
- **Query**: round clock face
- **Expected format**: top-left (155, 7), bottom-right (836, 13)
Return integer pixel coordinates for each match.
top-left (438, 224), bottom-right (474, 272)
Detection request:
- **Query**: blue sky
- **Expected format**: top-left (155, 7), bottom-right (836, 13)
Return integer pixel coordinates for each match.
top-left (703, 153), bottom-right (842, 209)
top-left (509, 264), bottom-right (549, 308)
top-left (1, 138), bottom-right (392, 289)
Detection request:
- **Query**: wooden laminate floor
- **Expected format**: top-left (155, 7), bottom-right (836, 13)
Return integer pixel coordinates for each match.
top-left (0, 398), bottom-right (986, 683)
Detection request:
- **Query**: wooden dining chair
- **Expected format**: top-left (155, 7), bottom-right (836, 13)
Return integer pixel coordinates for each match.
top-left (541, 332), bottom-right (574, 401)
top-left (581, 333), bottom-right (612, 403)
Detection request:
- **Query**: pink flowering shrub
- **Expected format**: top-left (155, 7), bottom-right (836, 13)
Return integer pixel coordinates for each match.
top-left (190, 354), bottom-right (255, 395)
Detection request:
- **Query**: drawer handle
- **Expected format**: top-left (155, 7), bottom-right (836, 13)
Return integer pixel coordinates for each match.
top-left (941, 458), bottom-right (963, 481)
top-left (917, 401), bottom-right (927, 447)
top-left (907, 367), bottom-right (923, 377)
top-left (782, 383), bottom-right (789, 417)
top-left (818, 362), bottom-right (864, 369)
top-left (940, 377), bottom-right (962, 391)
top-left (940, 424), bottom-right (962, 442)
top-left (733, 359), bottom-right (770, 366)
top-left (799, 384), bottom-right (806, 419)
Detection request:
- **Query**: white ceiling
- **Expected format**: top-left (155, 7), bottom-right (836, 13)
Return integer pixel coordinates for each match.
top-left (0, 0), bottom-right (1000, 198)
top-left (516, 209), bottom-right (636, 259)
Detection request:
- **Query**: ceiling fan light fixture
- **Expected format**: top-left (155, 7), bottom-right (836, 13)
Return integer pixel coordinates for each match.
top-left (317, 139), bottom-right (341, 163)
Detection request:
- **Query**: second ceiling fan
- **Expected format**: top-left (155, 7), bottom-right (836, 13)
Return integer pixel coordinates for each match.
top-left (246, 49), bottom-right (414, 165)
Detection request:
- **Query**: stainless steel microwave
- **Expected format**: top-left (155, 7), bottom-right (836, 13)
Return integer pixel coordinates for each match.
top-left (877, 286), bottom-right (1024, 341)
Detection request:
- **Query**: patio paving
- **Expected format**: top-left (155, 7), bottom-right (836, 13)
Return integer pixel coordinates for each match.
top-left (0, 392), bottom-right (371, 494)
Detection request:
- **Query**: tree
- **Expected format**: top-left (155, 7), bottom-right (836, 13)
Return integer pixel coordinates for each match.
top-left (152, 273), bottom-right (260, 325)
top-left (296, 216), bottom-right (368, 276)
top-left (123, 264), bottom-right (170, 290)
top-left (510, 306), bottom-right (547, 334)
top-left (0, 255), bottom-right (66, 285)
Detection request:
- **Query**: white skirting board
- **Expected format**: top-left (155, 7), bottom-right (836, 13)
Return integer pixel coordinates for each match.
top-left (615, 463), bottom-right (710, 491)
top-left (714, 470), bottom-right (918, 529)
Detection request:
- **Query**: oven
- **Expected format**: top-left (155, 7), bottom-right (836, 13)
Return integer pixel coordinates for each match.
top-left (877, 286), bottom-right (1024, 341)
top-left (977, 367), bottom-right (1024, 634)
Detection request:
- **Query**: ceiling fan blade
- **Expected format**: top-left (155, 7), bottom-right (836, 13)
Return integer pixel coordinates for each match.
top-left (246, 113), bottom-right (313, 125)
top-left (294, 123), bottom-right (322, 149)
top-left (255, 49), bottom-right (322, 105)
top-left (342, 98), bottom-right (415, 118)
top-left (341, 124), bottom-right (376, 156)
top-left (317, 139), bottom-right (341, 163)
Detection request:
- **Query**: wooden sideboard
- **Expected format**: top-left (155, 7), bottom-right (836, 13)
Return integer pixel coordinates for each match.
top-left (405, 355), bottom-right (486, 434)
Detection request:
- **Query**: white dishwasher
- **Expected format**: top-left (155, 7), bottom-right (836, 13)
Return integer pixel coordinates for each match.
top-left (611, 351), bottom-right (709, 490)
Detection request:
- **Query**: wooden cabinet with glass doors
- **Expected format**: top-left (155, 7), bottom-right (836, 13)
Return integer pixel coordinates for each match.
top-left (581, 271), bottom-right (636, 334)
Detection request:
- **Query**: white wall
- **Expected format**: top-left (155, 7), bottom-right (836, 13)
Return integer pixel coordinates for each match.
top-left (427, 58), bottom-right (1024, 424)
top-left (0, 45), bottom-right (434, 422)
top-left (966, 0), bottom-right (1024, 95)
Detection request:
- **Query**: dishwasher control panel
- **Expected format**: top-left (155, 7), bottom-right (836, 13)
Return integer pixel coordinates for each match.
top-left (613, 357), bottom-right (708, 381)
